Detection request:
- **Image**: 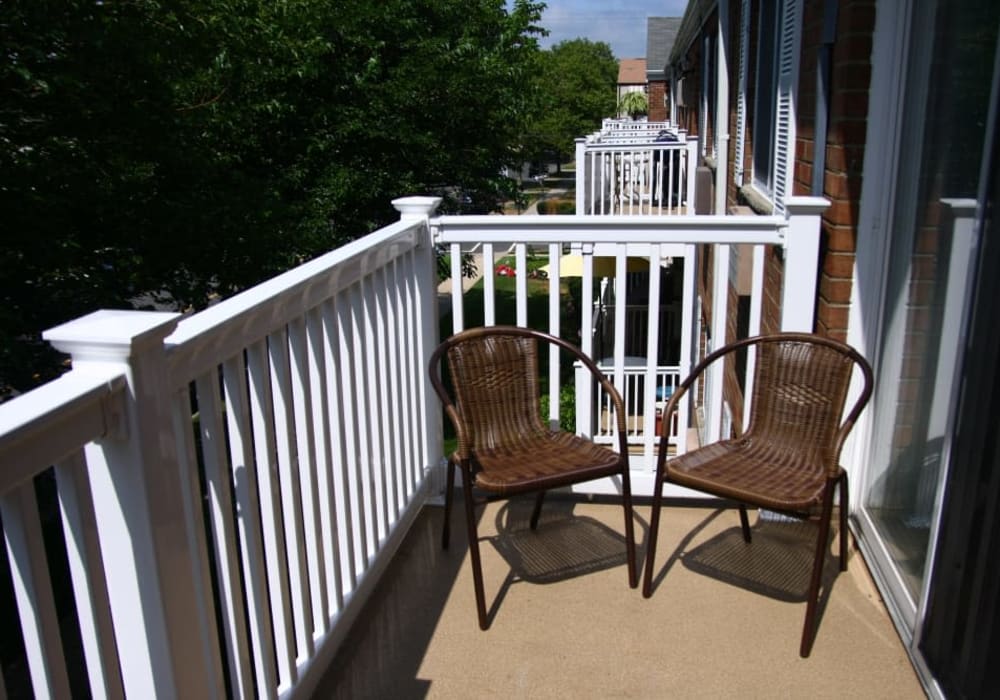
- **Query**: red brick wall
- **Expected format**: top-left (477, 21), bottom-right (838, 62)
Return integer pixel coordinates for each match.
top-left (797, 0), bottom-right (876, 341)
top-left (687, 0), bottom-right (875, 436)
top-left (648, 80), bottom-right (667, 122)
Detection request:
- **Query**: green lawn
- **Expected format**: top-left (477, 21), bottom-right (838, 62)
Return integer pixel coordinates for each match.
top-left (436, 252), bottom-right (590, 448)
top-left (439, 253), bottom-right (584, 354)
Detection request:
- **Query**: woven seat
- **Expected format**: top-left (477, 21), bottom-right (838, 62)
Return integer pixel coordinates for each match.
top-left (642, 333), bottom-right (873, 657)
top-left (430, 326), bottom-right (637, 629)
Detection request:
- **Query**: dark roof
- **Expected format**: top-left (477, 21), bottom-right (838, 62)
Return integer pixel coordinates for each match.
top-left (646, 17), bottom-right (683, 79)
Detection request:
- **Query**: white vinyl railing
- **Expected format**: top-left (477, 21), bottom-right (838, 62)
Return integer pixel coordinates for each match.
top-left (601, 118), bottom-right (674, 134)
top-left (593, 303), bottom-right (682, 364)
top-left (435, 199), bottom-right (827, 484)
top-left (0, 197), bottom-right (443, 700)
top-left (0, 195), bottom-right (827, 698)
top-left (591, 364), bottom-right (681, 447)
top-left (590, 129), bottom-right (688, 145)
top-left (575, 138), bottom-right (699, 216)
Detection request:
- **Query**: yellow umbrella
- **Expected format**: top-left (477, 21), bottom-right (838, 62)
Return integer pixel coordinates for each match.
top-left (539, 254), bottom-right (648, 278)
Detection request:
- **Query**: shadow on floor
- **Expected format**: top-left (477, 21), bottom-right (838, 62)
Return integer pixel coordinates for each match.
top-left (310, 506), bottom-right (465, 700)
top-left (310, 494), bottom-right (643, 699)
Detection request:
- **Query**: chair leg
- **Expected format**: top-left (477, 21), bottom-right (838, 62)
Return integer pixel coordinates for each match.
top-left (461, 471), bottom-right (490, 630)
top-left (738, 504), bottom-right (752, 543)
top-left (801, 480), bottom-right (837, 657)
top-left (621, 465), bottom-right (638, 588)
top-left (529, 490), bottom-right (546, 531)
top-left (642, 466), bottom-right (668, 598)
top-left (838, 471), bottom-right (849, 571)
top-left (442, 459), bottom-right (456, 549)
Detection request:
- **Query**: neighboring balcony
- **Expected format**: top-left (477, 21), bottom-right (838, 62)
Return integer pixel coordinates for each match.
top-left (0, 196), bottom-right (919, 698)
top-left (576, 120), bottom-right (699, 216)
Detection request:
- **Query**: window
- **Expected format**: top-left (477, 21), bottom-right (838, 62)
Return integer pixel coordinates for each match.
top-left (733, 0), bottom-right (751, 186)
top-left (743, 0), bottom-right (801, 213)
top-left (701, 32), bottom-right (716, 158)
top-left (752, 0), bottom-right (782, 197)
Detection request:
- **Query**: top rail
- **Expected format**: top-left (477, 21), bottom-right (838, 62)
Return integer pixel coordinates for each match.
top-left (432, 214), bottom-right (787, 246)
top-left (165, 217), bottom-right (427, 386)
top-left (0, 368), bottom-right (126, 494)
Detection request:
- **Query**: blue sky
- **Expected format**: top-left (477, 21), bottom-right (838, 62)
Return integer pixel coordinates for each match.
top-left (510, 1), bottom-right (689, 58)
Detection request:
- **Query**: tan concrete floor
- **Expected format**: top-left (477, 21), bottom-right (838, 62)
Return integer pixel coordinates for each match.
top-left (312, 496), bottom-right (925, 699)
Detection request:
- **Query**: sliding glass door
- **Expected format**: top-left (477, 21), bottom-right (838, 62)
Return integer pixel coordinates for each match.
top-left (856, 0), bottom-right (999, 641)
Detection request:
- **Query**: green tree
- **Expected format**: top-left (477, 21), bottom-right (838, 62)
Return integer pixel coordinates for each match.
top-left (523, 38), bottom-right (617, 167)
top-left (0, 0), bottom-right (545, 393)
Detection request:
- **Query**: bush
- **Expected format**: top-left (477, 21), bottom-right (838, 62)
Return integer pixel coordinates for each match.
top-left (536, 198), bottom-right (576, 214)
top-left (539, 383), bottom-right (576, 433)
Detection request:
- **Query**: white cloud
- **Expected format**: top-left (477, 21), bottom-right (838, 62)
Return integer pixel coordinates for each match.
top-left (515, 0), bottom-right (689, 58)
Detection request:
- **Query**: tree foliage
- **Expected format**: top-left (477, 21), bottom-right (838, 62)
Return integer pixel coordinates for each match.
top-left (0, 0), bottom-right (545, 392)
top-left (523, 38), bottom-right (617, 165)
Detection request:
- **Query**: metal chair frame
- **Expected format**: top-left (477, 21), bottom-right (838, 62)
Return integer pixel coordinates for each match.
top-left (642, 332), bottom-right (873, 656)
top-left (430, 326), bottom-right (638, 629)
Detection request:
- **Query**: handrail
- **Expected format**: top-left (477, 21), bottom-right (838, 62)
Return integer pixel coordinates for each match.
top-left (0, 368), bottom-right (126, 494)
top-left (433, 213), bottom-right (787, 246)
top-left (165, 218), bottom-right (426, 386)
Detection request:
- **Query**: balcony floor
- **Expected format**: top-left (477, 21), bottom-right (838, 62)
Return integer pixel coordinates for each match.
top-left (312, 496), bottom-right (924, 698)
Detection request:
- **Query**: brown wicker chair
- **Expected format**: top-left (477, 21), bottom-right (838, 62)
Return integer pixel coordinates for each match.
top-left (429, 326), bottom-right (638, 629)
top-left (641, 333), bottom-right (873, 656)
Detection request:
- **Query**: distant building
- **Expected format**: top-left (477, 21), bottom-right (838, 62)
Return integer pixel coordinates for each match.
top-left (645, 17), bottom-right (682, 122)
top-left (616, 58), bottom-right (647, 117)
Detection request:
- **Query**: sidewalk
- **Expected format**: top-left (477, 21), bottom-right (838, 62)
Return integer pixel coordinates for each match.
top-left (437, 174), bottom-right (574, 321)
top-left (522, 186), bottom-right (569, 214)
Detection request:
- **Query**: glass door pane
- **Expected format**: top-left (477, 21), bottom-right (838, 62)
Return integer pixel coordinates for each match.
top-left (862, 0), bottom-right (999, 607)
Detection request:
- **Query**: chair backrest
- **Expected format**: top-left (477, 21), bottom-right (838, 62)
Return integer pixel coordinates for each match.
top-left (745, 335), bottom-right (871, 474)
top-left (432, 327), bottom-right (549, 455)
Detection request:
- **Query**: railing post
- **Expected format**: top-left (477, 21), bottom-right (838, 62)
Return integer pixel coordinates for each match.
top-left (781, 196), bottom-right (830, 331)
top-left (575, 138), bottom-right (586, 215)
top-left (685, 140), bottom-right (699, 214)
top-left (574, 362), bottom-right (592, 438)
top-left (43, 310), bottom-right (222, 698)
top-left (706, 244), bottom-right (730, 443)
top-left (392, 196), bottom-right (444, 490)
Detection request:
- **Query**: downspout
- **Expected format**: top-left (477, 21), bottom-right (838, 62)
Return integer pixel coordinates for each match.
top-left (715, 0), bottom-right (731, 215)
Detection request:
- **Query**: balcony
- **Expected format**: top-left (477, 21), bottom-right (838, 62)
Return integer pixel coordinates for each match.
top-left (0, 197), bottom-right (919, 697)
top-left (576, 120), bottom-right (698, 216)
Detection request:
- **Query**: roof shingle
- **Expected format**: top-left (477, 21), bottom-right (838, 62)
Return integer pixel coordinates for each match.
top-left (618, 58), bottom-right (647, 85)
top-left (647, 17), bottom-right (683, 78)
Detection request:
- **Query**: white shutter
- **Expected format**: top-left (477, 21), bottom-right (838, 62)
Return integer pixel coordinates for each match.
top-left (772, 0), bottom-right (802, 215)
top-left (733, 0), bottom-right (751, 186)
top-left (701, 33), bottom-right (710, 157)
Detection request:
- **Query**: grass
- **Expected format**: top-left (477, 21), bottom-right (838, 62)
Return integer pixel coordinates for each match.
top-left (441, 254), bottom-right (582, 345)
top-left (436, 251), bottom-right (591, 445)
top-left (436, 163), bottom-right (582, 449)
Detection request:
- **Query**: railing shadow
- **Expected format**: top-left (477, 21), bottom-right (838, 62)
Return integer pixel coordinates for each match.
top-left (311, 493), bottom-right (646, 698)
top-left (309, 504), bottom-right (473, 700)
